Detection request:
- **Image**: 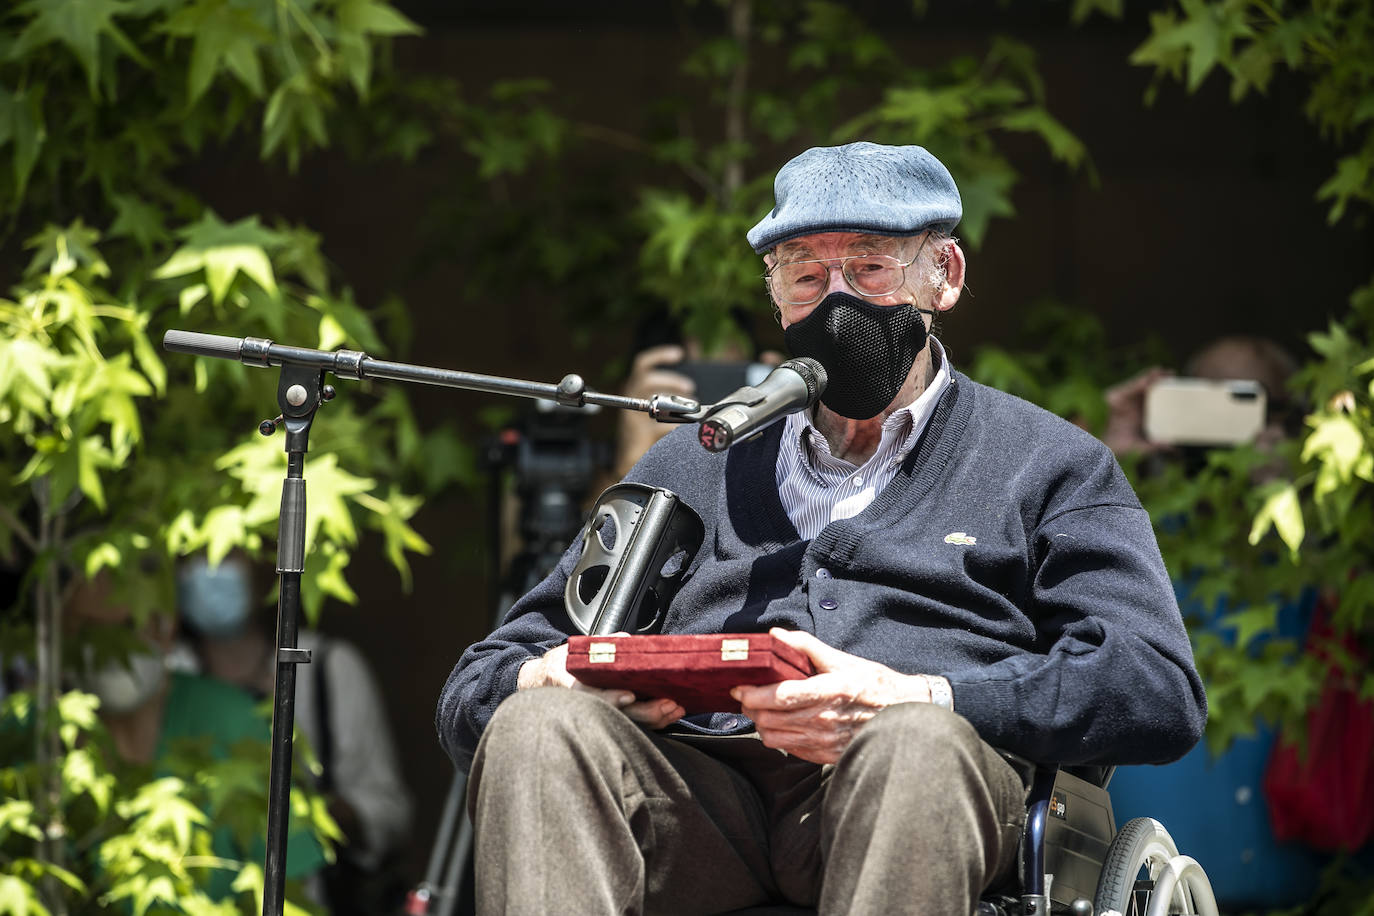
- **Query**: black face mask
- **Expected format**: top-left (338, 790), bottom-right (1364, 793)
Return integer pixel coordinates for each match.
top-left (783, 292), bottom-right (934, 420)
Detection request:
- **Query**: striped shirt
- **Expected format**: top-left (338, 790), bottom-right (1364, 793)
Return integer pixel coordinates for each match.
top-left (777, 338), bottom-right (952, 540)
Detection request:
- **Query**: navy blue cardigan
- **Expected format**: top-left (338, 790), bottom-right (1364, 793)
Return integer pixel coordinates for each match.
top-left (438, 371), bottom-right (1207, 770)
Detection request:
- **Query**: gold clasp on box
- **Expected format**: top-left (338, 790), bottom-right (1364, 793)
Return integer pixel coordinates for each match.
top-left (589, 642), bottom-right (617, 663)
top-left (720, 638), bottom-right (750, 661)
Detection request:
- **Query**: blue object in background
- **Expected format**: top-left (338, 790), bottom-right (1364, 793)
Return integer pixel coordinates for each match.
top-left (1109, 726), bottom-right (1328, 909)
top-left (1108, 582), bottom-right (1327, 909)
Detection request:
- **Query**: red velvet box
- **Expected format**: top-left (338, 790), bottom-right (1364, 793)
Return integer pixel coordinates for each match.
top-left (566, 633), bottom-right (814, 715)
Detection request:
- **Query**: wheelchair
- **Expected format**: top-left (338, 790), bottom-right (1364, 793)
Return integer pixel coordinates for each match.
top-left (973, 760), bottom-right (1219, 916)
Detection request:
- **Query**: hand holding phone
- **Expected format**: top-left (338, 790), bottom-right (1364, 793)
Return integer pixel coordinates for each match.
top-left (672, 359), bottom-right (773, 404)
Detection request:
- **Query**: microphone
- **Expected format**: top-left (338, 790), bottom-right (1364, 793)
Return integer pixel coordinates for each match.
top-left (697, 357), bottom-right (827, 452)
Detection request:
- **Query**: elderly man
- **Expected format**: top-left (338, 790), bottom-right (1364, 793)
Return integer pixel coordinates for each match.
top-left (437, 142), bottom-right (1206, 915)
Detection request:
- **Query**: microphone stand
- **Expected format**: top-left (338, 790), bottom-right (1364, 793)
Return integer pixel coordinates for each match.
top-left (160, 330), bottom-right (706, 916)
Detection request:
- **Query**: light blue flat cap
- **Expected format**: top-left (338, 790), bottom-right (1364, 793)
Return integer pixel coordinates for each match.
top-left (747, 142), bottom-right (962, 253)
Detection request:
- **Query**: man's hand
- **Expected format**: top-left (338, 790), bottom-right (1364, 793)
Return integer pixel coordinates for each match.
top-left (731, 628), bottom-right (933, 765)
top-left (518, 641), bottom-right (685, 729)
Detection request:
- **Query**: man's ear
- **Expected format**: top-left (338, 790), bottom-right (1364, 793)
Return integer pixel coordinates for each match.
top-left (935, 240), bottom-right (966, 312)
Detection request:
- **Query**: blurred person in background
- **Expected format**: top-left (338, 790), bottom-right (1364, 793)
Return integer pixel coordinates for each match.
top-left (1101, 335), bottom-right (1300, 460)
top-left (1098, 335), bottom-right (1331, 909)
top-left (175, 551), bottom-right (415, 915)
top-left (66, 568), bottom-right (327, 901)
top-left (609, 307), bottom-right (782, 482)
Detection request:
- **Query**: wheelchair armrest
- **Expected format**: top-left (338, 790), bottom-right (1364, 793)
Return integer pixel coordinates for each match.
top-left (1063, 764), bottom-right (1115, 789)
top-left (996, 750), bottom-right (1115, 791)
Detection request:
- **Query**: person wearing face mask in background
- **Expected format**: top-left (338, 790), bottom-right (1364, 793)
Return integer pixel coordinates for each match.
top-left (175, 551), bottom-right (415, 916)
top-left (64, 568), bottom-right (327, 901)
top-left (438, 142), bottom-right (1206, 915)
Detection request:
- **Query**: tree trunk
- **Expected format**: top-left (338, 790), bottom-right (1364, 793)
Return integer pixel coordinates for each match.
top-left (33, 479), bottom-right (68, 916)
top-left (723, 0), bottom-right (752, 205)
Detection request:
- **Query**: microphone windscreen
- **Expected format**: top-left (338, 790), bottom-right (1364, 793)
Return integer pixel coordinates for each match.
top-left (781, 357), bottom-right (827, 403)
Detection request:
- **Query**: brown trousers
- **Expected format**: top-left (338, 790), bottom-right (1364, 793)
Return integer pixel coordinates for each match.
top-left (468, 688), bottom-right (1026, 915)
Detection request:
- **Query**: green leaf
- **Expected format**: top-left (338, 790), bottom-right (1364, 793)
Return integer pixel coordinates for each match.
top-left (128, 316), bottom-right (167, 396)
top-left (306, 541), bottom-right (357, 617)
top-left (84, 541), bottom-right (122, 578)
top-left (10, 0), bottom-right (149, 97)
top-left (0, 874), bottom-right (51, 916)
top-left (1316, 152), bottom-right (1372, 224)
top-left (355, 487), bottom-right (431, 589)
top-left (1134, 0), bottom-right (1254, 93)
top-left (159, 0), bottom-right (271, 101)
top-left (0, 799), bottom-right (44, 842)
top-left (261, 75), bottom-right (332, 165)
top-left (35, 861), bottom-right (85, 895)
top-left (75, 434), bottom-right (118, 511)
top-left (154, 212), bottom-right (283, 302)
top-left (1302, 414), bottom-right (1367, 482)
top-left (337, 0), bottom-right (420, 36)
top-left (215, 441), bottom-right (375, 553)
top-left (58, 689), bottom-right (101, 734)
top-left (62, 746), bottom-right (115, 815)
top-left (179, 283), bottom-right (209, 314)
top-left (122, 777), bottom-right (209, 852)
top-left (1070, 0), bottom-right (1123, 23)
top-left (302, 454), bottom-right (375, 549)
top-left (23, 220), bottom-right (107, 280)
top-left (997, 107), bottom-right (1088, 168)
top-left (1217, 602), bottom-right (1279, 651)
top-left (107, 194), bottom-right (167, 253)
top-left (0, 85), bottom-right (47, 204)
top-left (0, 336), bottom-right (59, 414)
top-left (335, 0), bottom-right (420, 96)
top-left (318, 313), bottom-right (347, 351)
top-left (950, 166), bottom-right (1016, 249)
top-left (1249, 482), bottom-right (1304, 558)
top-left (197, 505), bottom-right (250, 566)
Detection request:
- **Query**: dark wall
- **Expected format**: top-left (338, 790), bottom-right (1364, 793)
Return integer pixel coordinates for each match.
top-left (191, 6), bottom-right (1373, 888)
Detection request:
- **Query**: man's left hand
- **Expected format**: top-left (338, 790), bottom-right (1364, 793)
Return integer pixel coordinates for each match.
top-left (731, 627), bottom-right (933, 765)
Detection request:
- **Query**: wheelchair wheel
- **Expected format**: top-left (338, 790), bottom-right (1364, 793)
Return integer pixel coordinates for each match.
top-left (1094, 817), bottom-right (1219, 916)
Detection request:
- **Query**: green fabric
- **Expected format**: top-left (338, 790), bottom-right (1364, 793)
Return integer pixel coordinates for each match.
top-left (157, 672), bottom-right (325, 899)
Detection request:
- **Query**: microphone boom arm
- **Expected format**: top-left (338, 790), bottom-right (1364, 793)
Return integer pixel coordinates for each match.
top-left (162, 329), bottom-right (710, 420)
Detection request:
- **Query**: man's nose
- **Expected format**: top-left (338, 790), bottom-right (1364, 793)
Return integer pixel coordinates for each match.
top-left (822, 262), bottom-right (854, 296)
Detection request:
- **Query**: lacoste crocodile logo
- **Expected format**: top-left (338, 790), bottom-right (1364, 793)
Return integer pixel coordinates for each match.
top-left (943, 532), bottom-right (977, 546)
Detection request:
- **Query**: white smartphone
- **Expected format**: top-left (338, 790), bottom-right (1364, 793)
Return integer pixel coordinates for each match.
top-left (1143, 377), bottom-right (1267, 446)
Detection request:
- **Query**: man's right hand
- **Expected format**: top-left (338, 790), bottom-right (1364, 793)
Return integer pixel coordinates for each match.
top-left (518, 642), bottom-right (686, 729)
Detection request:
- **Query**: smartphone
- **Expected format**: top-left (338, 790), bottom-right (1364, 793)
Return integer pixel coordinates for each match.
top-left (673, 361), bottom-right (773, 404)
top-left (1143, 377), bottom-right (1267, 446)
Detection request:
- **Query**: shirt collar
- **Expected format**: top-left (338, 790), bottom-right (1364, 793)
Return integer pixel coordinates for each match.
top-left (786, 337), bottom-right (953, 476)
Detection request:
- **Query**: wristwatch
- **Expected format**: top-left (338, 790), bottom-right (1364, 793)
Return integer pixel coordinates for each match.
top-left (925, 675), bottom-right (954, 712)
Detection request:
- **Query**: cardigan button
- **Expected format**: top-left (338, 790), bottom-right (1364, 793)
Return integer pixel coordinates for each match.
top-left (815, 567), bottom-right (833, 579)
top-left (818, 598), bottom-right (838, 610)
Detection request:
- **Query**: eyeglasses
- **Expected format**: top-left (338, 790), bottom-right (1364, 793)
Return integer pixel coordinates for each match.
top-left (765, 252), bottom-right (916, 306)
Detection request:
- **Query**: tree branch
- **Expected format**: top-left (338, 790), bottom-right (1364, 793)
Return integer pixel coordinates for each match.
top-left (0, 503), bottom-right (38, 555)
top-left (572, 122), bottom-right (717, 196)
